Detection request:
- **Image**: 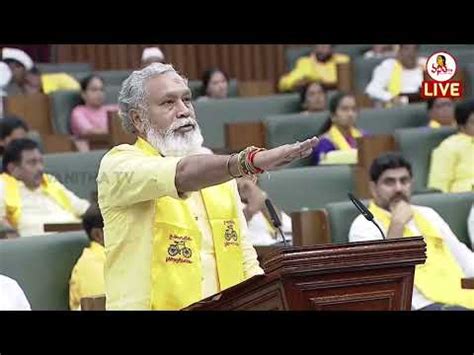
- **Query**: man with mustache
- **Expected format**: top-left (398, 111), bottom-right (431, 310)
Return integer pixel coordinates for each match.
top-left (97, 63), bottom-right (319, 310)
top-left (349, 152), bottom-right (474, 310)
top-left (278, 44), bottom-right (350, 92)
top-left (0, 138), bottom-right (90, 236)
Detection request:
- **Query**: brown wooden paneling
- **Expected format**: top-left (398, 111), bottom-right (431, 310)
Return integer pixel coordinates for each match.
top-left (53, 44), bottom-right (291, 84)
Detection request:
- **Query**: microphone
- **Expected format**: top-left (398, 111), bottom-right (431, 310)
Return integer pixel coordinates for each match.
top-left (347, 193), bottom-right (386, 240)
top-left (264, 198), bottom-right (288, 246)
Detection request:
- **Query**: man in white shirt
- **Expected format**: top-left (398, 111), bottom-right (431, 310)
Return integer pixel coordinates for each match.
top-left (0, 138), bottom-right (90, 236)
top-left (365, 44), bottom-right (426, 106)
top-left (236, 177), bottom-right (292, 246)
top-left (349, 152), bottom-right (474, 310)
top-left (0, 274), bottom-right (31, 310)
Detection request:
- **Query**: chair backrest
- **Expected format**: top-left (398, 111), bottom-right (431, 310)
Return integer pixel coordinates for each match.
top-left (394, 127), bottom-right (456, 193)
top-left (357, 102), bottom-right (428, 134)
top-left (258, 165), bottom-right (355, 213)
top-left (264, 111), bottom-right (328, 148)
top-left (326, 192), bottom-right (474, 248)
top-left (352, 57), bottom-right (386, 94)
top-left (44, 150), bottom-right (107, 199)
top-left (194, 93), bottom-right (300, 149)
top-left (0, 231), bottom-right (89, 310)
top-left (4, 93), bottom-right (53, 135)
top-left (49, 90), bottom-right (81, 134)
top-left (36, 62), bottom-right (93, 74)
top-left (104, 85), bottom-right (121, 105)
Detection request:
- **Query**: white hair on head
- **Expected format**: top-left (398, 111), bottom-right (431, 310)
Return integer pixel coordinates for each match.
top-left (118, 63), bottom-right (186, 134)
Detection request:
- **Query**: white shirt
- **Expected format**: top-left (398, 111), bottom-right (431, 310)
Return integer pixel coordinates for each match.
top-left (468, 204), bottom-right (474, 249)
top-left (349, 205), bottom-right (474, 310)
top-left (0, 177), bottom-right (90, 236)
top-left (365, 58), bottom-right (426, 103)
top-left (0, 274), bottom-right (31, 310)
top-left (246, 210), bottom-right (292, 246)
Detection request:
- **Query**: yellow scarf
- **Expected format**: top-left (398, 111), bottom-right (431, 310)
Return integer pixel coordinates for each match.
top-left (134, 138), bottom-right (246, 310)
top-left (1, 173), bottom-right (75, 229)
top-left (388, 60), bottom-right (404, 98)
top-left (327, 125), bottom-right (363, 151)
top-left (369, 201), bottom-right (474, 309)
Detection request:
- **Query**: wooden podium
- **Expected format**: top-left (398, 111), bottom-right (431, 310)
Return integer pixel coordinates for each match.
top-left (184, 237), bottom-right (426, 311)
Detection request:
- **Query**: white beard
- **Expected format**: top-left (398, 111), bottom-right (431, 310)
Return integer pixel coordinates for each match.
top-left (145, 119), bottom-right (204, 157)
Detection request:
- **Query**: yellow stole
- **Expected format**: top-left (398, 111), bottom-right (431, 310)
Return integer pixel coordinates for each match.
top-left (429, 120), bottom-right (441, 128)
top-left (1, 173), bottom-right (75, 229)
top-left (134, 138), bottom-right (246, 310)
top-left (369, 202), bottom-right (474, 309)
top-left (327, 125), bottom-right (363, 151)
top-left (388, 60), bottom-right (404, 98)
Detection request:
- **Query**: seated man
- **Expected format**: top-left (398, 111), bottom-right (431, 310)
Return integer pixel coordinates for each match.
top-left (278, 45), bottom-right (350, 92)
top-left (0, 115), bottom-right (29, 156)
top-left (0, 138), bottom-right (90, 236)
top-left (349, 152), bottom-right (474, 310)
top-left (365, 44), bottom-right (426, 107)
top-left (0, 274), bottom-right (31, 310)
top-left (428, 99), bottom-right (474, 193)
top-left (426, 98), bottom-right (455, 128)
top-left (2, 47), bottom-right (79, 95)
top-left (24, 66), bottom-right (80, 95)
top-left (236, 177), bottom-right (292, 246)
top-left (69, 204), bottom-right (105, 310)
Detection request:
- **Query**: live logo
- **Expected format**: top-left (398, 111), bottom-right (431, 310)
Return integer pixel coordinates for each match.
top-left (421, 80), bottom-right (463, 98)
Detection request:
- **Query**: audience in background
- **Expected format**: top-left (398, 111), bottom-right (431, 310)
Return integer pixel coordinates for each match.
top-left (24, 66), bottom-right (80, 94)
top-left (426, 98), bottom-right (455, 128)
top-left (311, 92), bottom-right (366, 165)
top-left (299, 82), bottom-right (327, 114)
top-left (141, 47), bottom-right (165, 67)
top-left (71, 75), bottom-right (118, 137)
top-left (0, 138), bottom-right (90, 236)
top-left (349, 152), bottom-right (474, 310)
top-left (428, 99), bottom-right (474, 193)
top-left (2, 47), bottom-right (79, 95)
top-left (1, 47), bottom-right (34, 96)
top-left (236, 177), bottom-right (292, 246)
top-left (0, 116), bottom-right (29, 156)
top-left (278, 45), bottom-right (350, 92)
top-left (69, 204), bottom-right (105, 310)
top-left (365, 45), bottom-right (426, 107)
top-left (363, 45), bottom-right (398, 59)
top-left (0, 274), bottom-right (31, 310)
top-left (197, 68), bottom-right (229, 101)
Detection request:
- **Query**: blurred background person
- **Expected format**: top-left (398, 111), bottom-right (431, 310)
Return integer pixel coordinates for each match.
top-left (299, 82), bottom-right (327, 114)
top-left (197, 68), bottom-right (229, 101)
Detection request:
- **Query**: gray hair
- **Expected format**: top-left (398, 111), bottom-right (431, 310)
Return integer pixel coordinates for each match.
top-left (118, 63), bottom-right (182, 134)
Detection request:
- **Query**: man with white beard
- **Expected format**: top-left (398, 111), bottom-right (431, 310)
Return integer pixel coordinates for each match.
top-left (97, 63), bottom-right (319, 310)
